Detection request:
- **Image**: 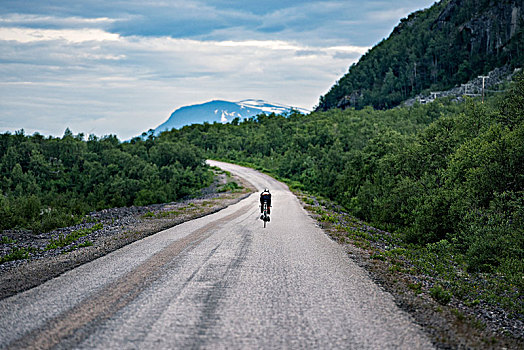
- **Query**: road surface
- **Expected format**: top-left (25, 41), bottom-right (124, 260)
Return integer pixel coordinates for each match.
top-left (0, 161), bottom-right (433, 349)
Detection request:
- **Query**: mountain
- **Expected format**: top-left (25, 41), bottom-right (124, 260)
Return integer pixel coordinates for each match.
top-left (317, 0), bottom-right (524, 111)
top-left (154, 99), bottom-right (309, 134)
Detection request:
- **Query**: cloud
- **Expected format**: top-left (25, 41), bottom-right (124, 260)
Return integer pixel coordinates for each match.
top-left (365, 7), bottom-right (422, 22)
top-left (0, 24), bottom-right (369, 138)
top-left (0, 27), bottom-right (120, 43)
top-left (1, 0), bottom-right (436, 45)
top-left (0, 0), bottom-right (436, 139)
top-left (0, 14), bottom-right (117, 28)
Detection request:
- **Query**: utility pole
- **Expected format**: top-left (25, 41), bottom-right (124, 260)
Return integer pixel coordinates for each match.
top-left (478, 75), bottom-right (489, 103)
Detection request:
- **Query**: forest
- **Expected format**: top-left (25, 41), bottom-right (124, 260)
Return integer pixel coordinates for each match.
top-left (1, 73), bottom-right (521, 283)
top-left (318, 0), bottom-right (524, 110)
top-left (0, 130), bottom-right (212, 233)
top-left (167, 72), bottom-right (524, 282)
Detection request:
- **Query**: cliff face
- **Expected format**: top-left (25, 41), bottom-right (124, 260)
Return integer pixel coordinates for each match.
top-left (318, 0), bottom-right (524, 111)
top-left (442, 0), bottom-right (522, 56)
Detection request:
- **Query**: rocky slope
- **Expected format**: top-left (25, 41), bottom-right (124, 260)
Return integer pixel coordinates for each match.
top-left (404, 65), bottom-right (522, 105)
top-left (296, 191), bottom-right (524, 349)
top-left (0, 170), bottom-right (254, 300)
top-left (318, 0), bottom-right (524, 111)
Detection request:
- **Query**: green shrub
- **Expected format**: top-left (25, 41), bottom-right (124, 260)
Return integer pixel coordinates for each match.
top-left (34, 209), bottom-right (81, 233)
top-left (0, 246), bottom-right (32, 263)
top-left (370, 253), bottom-right (386, 261)
top-left (1, 236), bottom-right (16, 244)
top-left (0, 131), bottom-right (212, 233)
top-left (459, 192), bottom-right (524, 273)
top-left (430, 284), bottom-right (452, 305)
top-left (218, 181), bottom-right (241, 192)
top-left (45, 223), bottom-right (103, 250)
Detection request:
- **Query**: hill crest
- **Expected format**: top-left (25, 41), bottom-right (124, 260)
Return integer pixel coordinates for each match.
top-left (154, 99), bottom-right (309, 134)
top-left (317, 0), bottom-right (523, 111)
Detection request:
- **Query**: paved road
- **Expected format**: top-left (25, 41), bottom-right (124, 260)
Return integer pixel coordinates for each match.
top-left (0, 161), bottom-right (433, 349)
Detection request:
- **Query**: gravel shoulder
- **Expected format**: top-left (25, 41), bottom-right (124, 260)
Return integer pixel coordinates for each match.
top-left (0, 171), bottom-right (255, 301)
top-left (2, 165), bottom-right (522, 349)
top-left (294, 191), bottom-right (523, 350)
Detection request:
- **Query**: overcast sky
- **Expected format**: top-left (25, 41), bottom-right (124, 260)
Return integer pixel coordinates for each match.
top-left (0, 0), bottom-right (436, 139)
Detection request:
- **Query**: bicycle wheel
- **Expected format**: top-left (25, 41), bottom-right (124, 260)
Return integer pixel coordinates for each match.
top-left (262, 203), bottom-right (268, 228)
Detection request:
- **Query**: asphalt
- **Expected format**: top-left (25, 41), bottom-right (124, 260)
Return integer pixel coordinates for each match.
top-left (0, 161), bottom-right (434, 349)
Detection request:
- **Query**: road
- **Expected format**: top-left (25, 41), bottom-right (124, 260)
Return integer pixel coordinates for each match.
top-left (0, 161), bottom-right (433, 349)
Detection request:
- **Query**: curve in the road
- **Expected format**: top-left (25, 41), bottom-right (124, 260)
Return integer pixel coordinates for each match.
top-left (0, 161), bottom-right (434, 349)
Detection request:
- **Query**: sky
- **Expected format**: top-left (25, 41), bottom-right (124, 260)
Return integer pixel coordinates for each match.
top-left (0, 0), bottom-right (437, 140)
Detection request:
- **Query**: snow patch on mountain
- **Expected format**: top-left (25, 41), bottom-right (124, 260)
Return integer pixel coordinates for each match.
top-left (220, 110), bottom-right (239, 123)
top-left (238, 99), bottom-right (309, 114)
top-left (153, 99), bottom-right (309, 135)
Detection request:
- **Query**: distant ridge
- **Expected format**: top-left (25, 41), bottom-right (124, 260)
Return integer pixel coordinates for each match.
top-left (154, 99), bottom-right (308, 135)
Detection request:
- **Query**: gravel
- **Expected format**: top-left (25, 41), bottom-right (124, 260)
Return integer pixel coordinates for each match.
top-left (298, 193), bottom-right (524, 349)
top-left (2, 170), bottom-right (522, 349)
top-left (0, 173), bottom-right (255, 300)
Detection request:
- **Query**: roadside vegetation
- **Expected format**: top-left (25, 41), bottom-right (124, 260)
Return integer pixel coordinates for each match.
top-left (1, 52), bottom-right (521, 341)
top-left (0, 172), bottom-right (252, 299)
top-left (0, 130), bottom-right (213, 234)
top-left (0, 221), bottom-right (103, 263)
top-left (167, 73), bottom-right (524, 325)
top-left (44, 223), bottom-right (102, 251)
top-left (298, 192), bottom-right (522, 347)
top-left (0, 162), bottom-right (248, 267)
top-left (303, 192), bottom-right (520, 331)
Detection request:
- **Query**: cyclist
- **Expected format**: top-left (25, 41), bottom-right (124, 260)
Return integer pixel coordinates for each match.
top-left (260, 189), bottom-right (271, 220)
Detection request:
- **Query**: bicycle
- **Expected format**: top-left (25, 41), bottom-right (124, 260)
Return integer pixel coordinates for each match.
top-left (261, 202), bottom-right (270, 228)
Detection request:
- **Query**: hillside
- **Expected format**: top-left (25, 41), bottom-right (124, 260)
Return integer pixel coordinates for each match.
top-left (318, 0), bottom-right (524, 111)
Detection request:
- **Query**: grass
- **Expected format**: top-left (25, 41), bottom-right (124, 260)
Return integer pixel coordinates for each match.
top-left (77, 241), bottom-right (93, 248)
top-left (370, 253), bottom-right (386, 261)
top-left (303, 197), bottom-right (315, 205)
top-left (0, 246), bottom-right (35, 264)
top-left (142, 209), bottom-right (183, 219)
top-left (1, 236), bottom-right (17, 244)
top-left (408, 282), bottom-right (423, 294)
top-left (319, 213), bottom-right (337, 223)
top-left (430, 284), bottom-right (453, 305)
top-left (45, 223), bottom-right (103, 251)
top-left (218, 181), bottom-right (242, 193)
top-left (452, 308), bottom-right (466, 321)
top-left (210, 165), bottom-right (245, 194)
top-left (210, 166), bottom-right (231, 177)
top-left (294, 189), bottom-right (524, 325)
top-left (1, 235), bottom-right (41, 264)
top-left (64, 240), bottom-right (93, 253)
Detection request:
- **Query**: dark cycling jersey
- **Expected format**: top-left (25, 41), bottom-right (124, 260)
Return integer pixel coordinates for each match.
top-left (260, 191), bottom-right (271, 214)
